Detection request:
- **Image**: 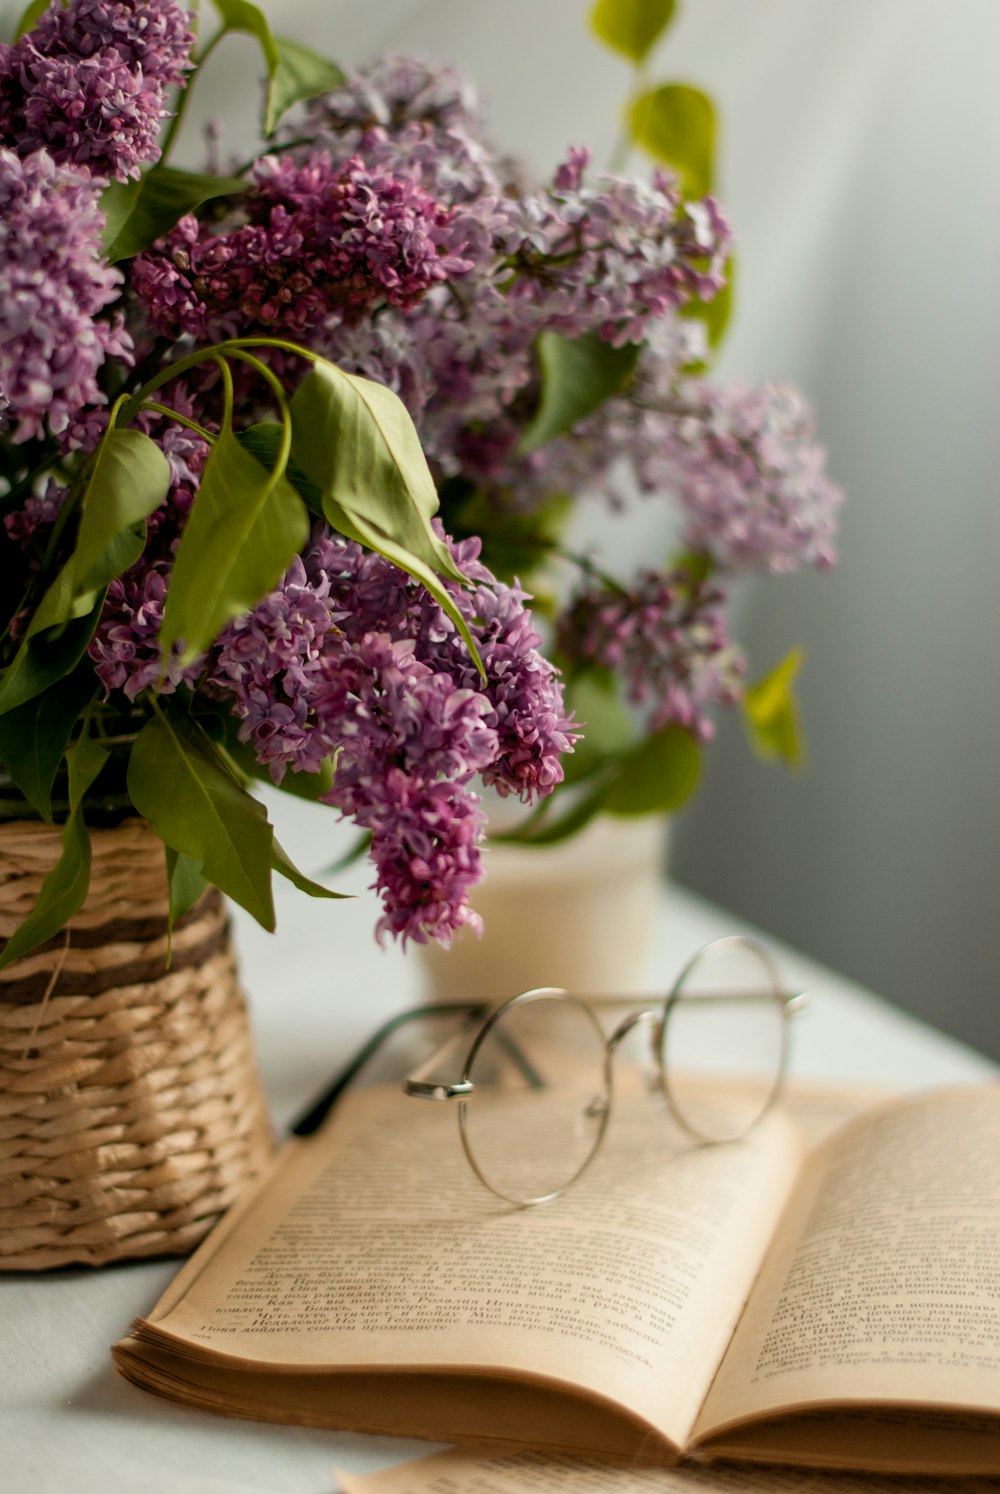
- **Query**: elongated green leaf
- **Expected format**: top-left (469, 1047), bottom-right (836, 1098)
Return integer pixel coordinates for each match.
top-left (292, 362), bottom-right (463, 582)
top-left (161, 413), bottom-right (308, 664)
top-left (491, 782), bottom-right (611, 848)
top-left (0, 591), bottom-right (105, 717)
top-left (519, 332), bottom-right (641, 455)
top-left (165, 845), bottom-right (208, 930)
top-left (0, 427), bottom-right (169, 714)
top-left (605, 724), bottom-right (702, 815)
top-left (629, 83), bottom-right (716, 198)
top-left (101, 167), bottom-right (246, 263)
top-left (559, 670), bottom-right (635, 786)
top-left (590, 0), bottom-right (676, 64)
top-left (290, 362), bottom-right (485, 676)
top-left (0, 732), bottom-right (106, 971)
top-left (127, 711), bottom-right (276, 928)
top-left (209, 0), bottom-right (279, 68)
top-left (265, 37), bottom-right (345, 135)
top-left (743, 646), bottom-right (805, 768)
top-left (0, 667), bottom-right (95, 821)
top-left (272, 837), bottom-right (348, 900)
top-left (13, 0), bottom-right (58, 38)
top-left (74, 427), bottom-right (171, 584)
top-left (237, 423), bottom-right (324, 515)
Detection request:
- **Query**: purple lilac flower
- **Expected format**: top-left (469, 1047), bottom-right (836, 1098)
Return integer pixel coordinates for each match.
top-left (647, 381), bottom-right (843, 573)
top-left (0, 147), bottom-right (130, 443)
top-left (205, 530), bottom-right (576, 943)
top-left (557, 568), bottom-right (745, 742)
top-left (132, 153), bottom-right (473, 341)
top-left (0, 0), bottom-right (195, 182)
top-left (3, 475), bottom-right (67, 545)
top-left (89, 563), bottom-right (203, 701)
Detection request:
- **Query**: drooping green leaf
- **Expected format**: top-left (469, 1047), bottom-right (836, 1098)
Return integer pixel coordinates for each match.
top-left (0, 591), bottom-right (105, 717)
top-left (629, 83), bottom-right (716, 198)
top-left (518, 332), bottom-right (641, 455)
top-left (292, 362), bottom-right (462, 581)
top-left (743, 646), bottom-right (805, 768)
top-left (604, 723), bottom-right (702, 815)
top-left (290, 362), bottom-right (484, 677)
top-left (236, 422), bottom-right (324, 515)
top-left (265, 37), bottom-right (345, 135)
top-left (165, 846), bottom-right (208, 930)
top-left (0, 666), bottom-right (95, 821)
top-left (161, 407), bottom-right (308, 664)
top-left (0, 732), bottom-right (106, 972)
top-left (209, 0), bottom-right (279, 69)
top-left (446, 486), bottom-right (571, 587)
top-left (0, 426), bottom-right (170, 714)
top-left (101, 167), bottom-right (246, 263)
top-left (490, 781), bottom-right (611, 848)
top-left (272, 837), bottom-right (349, 900)
top-left (127, 711), bottom-right (276, 929)
top-left (590, 0), bottom-right (676, 64)
top-left (13, 0), bottom-right (59, 39)
top-left (73, 427), bottom-right (171, 585)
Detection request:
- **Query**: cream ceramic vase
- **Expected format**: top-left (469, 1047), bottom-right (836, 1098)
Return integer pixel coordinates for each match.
top-left (418, 812), bottom-right (669, 1003)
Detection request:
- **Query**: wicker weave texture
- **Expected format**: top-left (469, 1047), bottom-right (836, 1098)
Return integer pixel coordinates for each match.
top-left (0, 820), bottom-right (274, 1270)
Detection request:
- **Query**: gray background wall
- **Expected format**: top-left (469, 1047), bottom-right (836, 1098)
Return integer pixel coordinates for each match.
top-left (5, 1), bottom-right (996, 1055)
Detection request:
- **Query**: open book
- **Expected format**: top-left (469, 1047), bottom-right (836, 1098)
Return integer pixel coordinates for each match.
top-left (113, 1078), bottom-right (1000, 1475)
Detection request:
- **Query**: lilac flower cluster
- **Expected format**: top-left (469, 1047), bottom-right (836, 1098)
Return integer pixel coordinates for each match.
top-left (0, 146), bottom-right (130, 442)
top-left (204, 531), bottom-right (576, 943)
top-left (557, 569), bottom-right (744, 742)
top-left (0, 0), bottom-right (194, 182)
top-left (132, 152), bottom-right (474, 342)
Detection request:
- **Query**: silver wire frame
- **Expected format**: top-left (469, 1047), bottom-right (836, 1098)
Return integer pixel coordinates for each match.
top-left (403, 935), bottom-right (806, 1207)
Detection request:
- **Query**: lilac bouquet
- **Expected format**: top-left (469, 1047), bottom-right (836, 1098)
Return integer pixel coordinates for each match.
top-left (0, 0), bottom-right (840, 968)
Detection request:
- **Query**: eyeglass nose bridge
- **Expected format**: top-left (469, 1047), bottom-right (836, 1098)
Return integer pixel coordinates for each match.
top-left (606, 1003), bottom-right (663, 1058)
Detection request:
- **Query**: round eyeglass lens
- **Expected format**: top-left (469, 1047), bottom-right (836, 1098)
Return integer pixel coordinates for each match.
top-left (459, 990), bottom-right (609, 1205)
top-left (658, 938), bottom-right (787, 1143)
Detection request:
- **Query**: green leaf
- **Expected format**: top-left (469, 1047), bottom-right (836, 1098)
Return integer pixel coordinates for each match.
top-left (290, 362), bottom-right (485, 677)
top-left (604, 723), bottom-right (702, 815)
top-left (165, 846), bottom-right (208, 928)
top-left (743, 646), bottom-right (805, 768)
top-left (272, 837), bottom-right (348, 900)
top-left (0, 666), bottom-right (95, 821)
top-left (559, 670), bottom-right (636, 786)
top-left (265, 37), bottom-right (345, 135)
top-left (209, 0), bottom-right (279, 69)
top-left (0, 593), bottom-right (105, 719)
top-left (0, 731), bottom-right (106, 972)
top-left (101, 167), bottom-right (246, 263)
top-left (13, 0), bottom-right (59, 38)
top-left (629, 83), bottom-right (716, 198)
top-left (220, 725), bottom-right (336, 802)
top-left (236, 423), bottom-right (324, 516)
top-left (446, 487), bottom-right (571, 588)
top-left (0, 426), bottom-right (170, 714)
top-left (161, 395), bottom-right (308, 664)
top-left (519, 332), bottom-right (641, 455)
top-left (491, 782), bottom-right (611, 848)
top-left (127, 711), bottom-right (276, 929)
top-left (590, 0), bottom-right (676, 64)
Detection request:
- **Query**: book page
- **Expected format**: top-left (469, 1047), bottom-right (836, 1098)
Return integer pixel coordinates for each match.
top-left (693, 1086), bottom-right (1000, 1469)
top-left (336, 1444), bottom-right (1000, 1494)
top-left (123, 1079), bottom-right (801, 1454)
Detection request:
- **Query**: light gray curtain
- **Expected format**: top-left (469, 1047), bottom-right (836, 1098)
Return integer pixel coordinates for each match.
top-left (6, 1), bottom-right (995, 1054)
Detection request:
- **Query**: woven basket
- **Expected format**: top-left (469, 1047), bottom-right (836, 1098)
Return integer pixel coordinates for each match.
top-left (0, 818), bottom-right (274, 1270)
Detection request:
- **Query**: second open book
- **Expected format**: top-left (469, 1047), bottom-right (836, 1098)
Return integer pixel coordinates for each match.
top-left (113, 1075), bottom-right (1000, 1474)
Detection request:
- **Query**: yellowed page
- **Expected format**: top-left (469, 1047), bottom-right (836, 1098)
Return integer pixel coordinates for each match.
top-left (118, 1080), bottom-right (800, 1453)
top-left (336, 1444), bottom-right (1000, 1494)
top-left (693, 1086), bottom-right (1000, 1469)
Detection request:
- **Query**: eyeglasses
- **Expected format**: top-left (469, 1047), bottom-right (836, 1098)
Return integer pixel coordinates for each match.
top-left (402, 936), bottom-right (805, 1206)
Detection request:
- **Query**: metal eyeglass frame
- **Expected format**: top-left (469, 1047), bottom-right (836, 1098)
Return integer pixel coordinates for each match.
top-left (401, 935), bottom-right (806, 1207)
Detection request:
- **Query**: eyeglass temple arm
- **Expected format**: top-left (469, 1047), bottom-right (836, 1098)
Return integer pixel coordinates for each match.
top-left (404, 1015), bottom-right (546, 1100)
top-left (289, 1001), bottom-right (488, 1136)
